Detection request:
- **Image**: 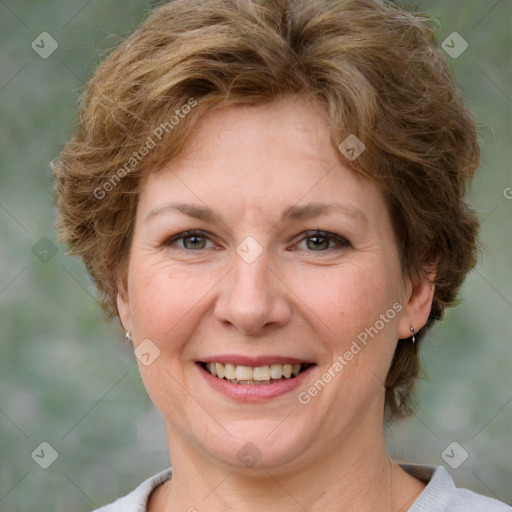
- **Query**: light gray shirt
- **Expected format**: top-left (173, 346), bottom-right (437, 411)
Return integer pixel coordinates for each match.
top-left (91, 464), bottom-right (511, 511)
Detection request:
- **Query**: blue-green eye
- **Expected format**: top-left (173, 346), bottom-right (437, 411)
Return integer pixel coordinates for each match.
top-left (294, 230), bottom-right (350, 252)
top-left (165, 230), bottom-right (215, 250)
top-left (164, 229), bottom-right (350, 253)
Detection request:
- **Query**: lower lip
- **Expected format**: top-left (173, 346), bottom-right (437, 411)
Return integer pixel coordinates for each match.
top-left (196, 363), bottom-right (315, 402)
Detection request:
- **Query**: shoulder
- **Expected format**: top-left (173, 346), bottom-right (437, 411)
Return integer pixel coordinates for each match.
top-left (90, 468), bottom-right (172, 512)
top-left (400, 463), bottom-right (512, 512)
top-left (447, 487), bottom-right (512, 511)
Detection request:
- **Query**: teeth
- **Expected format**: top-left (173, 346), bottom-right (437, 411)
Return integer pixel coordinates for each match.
top-left (235, 365), bottom-right (253, 380)
top-left (253, 366), bottom-right (270, 381)
top-left (204, 362), bottom-right (307, 383)
top-left (270, 364), bottom-right (283, 379)
top-left (224, 363), bottom-right (236, 380)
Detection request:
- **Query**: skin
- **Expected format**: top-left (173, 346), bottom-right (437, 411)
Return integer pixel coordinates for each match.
top-left (117, 96), bottom-right (435, 511)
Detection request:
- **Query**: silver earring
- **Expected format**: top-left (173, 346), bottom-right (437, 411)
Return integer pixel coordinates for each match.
top-left (125, 331), bottom-right (132, 342)
top-left (410, 326), bottom-right (415, 344)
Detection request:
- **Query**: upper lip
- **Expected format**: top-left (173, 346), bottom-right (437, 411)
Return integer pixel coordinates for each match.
top-left (197, 354), bottom-right (315, 366)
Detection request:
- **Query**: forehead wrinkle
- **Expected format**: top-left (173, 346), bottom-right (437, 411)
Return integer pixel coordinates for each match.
top-left (144, 201), bottom-right (368, 228)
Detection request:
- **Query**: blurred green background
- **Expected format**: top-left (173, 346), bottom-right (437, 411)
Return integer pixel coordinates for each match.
top-left (1, 1), bottom-right (510, 510)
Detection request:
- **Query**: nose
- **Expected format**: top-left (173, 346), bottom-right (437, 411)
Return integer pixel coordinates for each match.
top-left (213, 247), bottom-right (291, 336)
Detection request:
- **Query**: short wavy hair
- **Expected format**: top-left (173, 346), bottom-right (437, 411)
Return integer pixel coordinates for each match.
top-left (53, 0), bottom-right (480, 420)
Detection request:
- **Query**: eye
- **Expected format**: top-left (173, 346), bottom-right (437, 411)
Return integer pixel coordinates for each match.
top-left (293, 230), bottom-right (350, 252)
top-left (163, 229), bottom-right (350, 253)
top-left (163, 230), bottom-right (216, 250)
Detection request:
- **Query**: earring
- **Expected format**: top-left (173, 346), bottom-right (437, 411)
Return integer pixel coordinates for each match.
top-left (125, 331), bottom-right (132, 342)
top-left (410, 326), bottom-right (416, 344)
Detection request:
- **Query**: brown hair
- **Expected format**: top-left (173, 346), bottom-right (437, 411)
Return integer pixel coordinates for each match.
top-left (53, 0), bottom-right (480, 420)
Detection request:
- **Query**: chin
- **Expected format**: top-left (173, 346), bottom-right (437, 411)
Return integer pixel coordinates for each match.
top-left (191, 417), bottom-right (317, 471)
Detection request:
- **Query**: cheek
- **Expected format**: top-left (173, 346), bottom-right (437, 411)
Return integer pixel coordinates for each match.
top-left (296, 260), bottom-right (402, 394)
top-left (294, 260), bottom-right (398, 336)
top-left (127, 257), bottom-right (205, 338)
top-left (126, 262), bottom-right (205, 422)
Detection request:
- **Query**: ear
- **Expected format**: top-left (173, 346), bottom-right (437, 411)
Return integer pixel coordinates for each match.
top-left (116, 275), bottom-right (132, 334)
top-left (397, 273), bottom-right (436, 339)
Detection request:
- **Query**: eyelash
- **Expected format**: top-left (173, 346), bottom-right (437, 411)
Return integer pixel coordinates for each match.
top-left (163, 229), bottom-right (350, 254)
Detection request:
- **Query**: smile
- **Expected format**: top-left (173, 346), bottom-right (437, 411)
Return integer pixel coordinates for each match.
top-left (199, 362), bottom-right (312, 385)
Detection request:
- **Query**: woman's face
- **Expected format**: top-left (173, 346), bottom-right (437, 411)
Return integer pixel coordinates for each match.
top-left (118, 96), bottom-right (431, 471)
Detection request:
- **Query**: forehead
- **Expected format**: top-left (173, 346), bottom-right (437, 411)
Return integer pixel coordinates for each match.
top-left (138, 98), bottom-right (385, 224)
top-left (159, 97), bottom-right (334, 174)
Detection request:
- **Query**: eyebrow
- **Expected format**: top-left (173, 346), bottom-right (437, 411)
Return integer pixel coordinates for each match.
top-left (144, 201), bottom-right (368, 225)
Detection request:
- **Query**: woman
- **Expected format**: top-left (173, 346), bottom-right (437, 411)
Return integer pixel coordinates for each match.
top-left (53, 0), bottom-right (511, 510)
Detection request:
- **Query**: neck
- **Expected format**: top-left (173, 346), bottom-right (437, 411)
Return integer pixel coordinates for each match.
top-left (148, 414), bottom-right (425, 512)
